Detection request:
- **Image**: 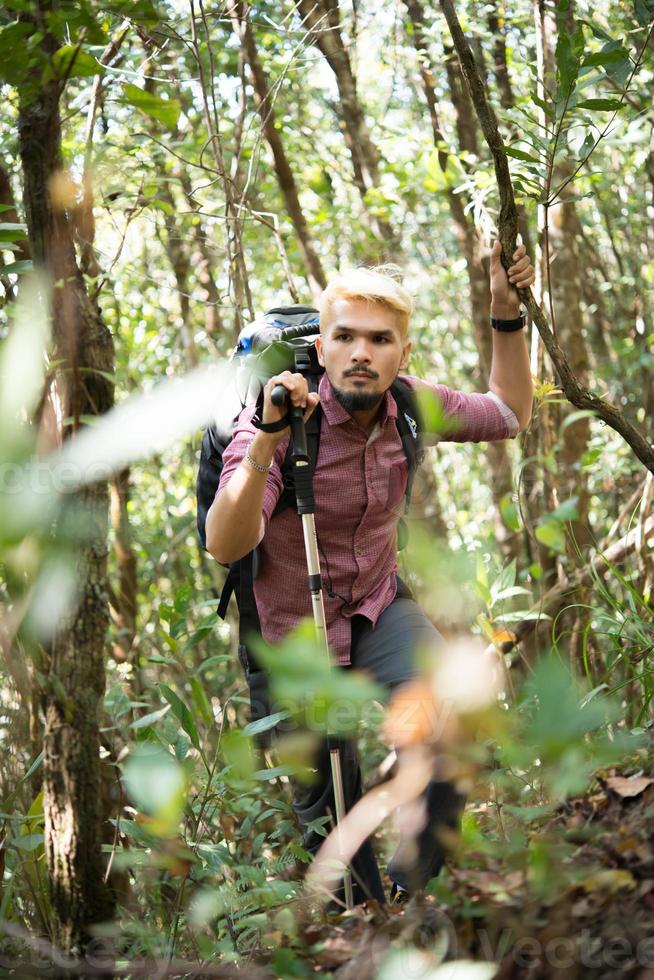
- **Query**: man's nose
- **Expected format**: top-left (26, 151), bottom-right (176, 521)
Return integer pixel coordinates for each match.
top-left (350, 340), bottom-right (371, 362)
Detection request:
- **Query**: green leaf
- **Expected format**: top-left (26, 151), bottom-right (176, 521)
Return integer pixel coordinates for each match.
top-left (253, 765), bottom-right (297, 781)
top-left (2, 259), bottom-right (33, 276)
top-left (582, 46), bottom-right (629, 68)
top-left (194, 654), bottom-right (231, 676)
top-left (634, 0), bottom-right (654, 27)
top-left (11, 832), bottom-right (44, 851)
top-left (122, 83), bottom-right (181, 131)
top-left (0, 223), bottom-right (28, 242)
top-left (560, 409), bottom-right (596, 431)
top-left (190, 676), bottom-right (213, 726)
top-left (106, 0), bottom-right (160, 25)
top-left (0, 22), bottom-right (34, 86)
top-left (497, 610), bottom-right (552, 622)
top-left (50, 45), bottom-right (103, 80)
top-left (578, 18), bottom-right (613, 42)
top-left (556, 24), bottom-right (584, 90)
top-left (504, 146), bottom-right (541, 164)
top-left (531, 92), bottom-right (554, 117)
top-left (525, 654), bottom-right (619, 755)
top-left (579, 683), bottom-right (609, 709)
top-left (494, 586), bottom-right (532, 601)
top-left (148, 197), bottom-right (175, 216)
top-left (121, 744), bottom-right (186, 829)
top-left (24, 751), bottom-right (44, 783)
top-left (243, 711), bottom-right (290, 737)
top-left (130, 704), bottom-right (171, 730)
top-left (159, 683), bottom-right (200, 749)
top-left (535, 522), bottom-right (566, 553)
top-left (500, 494), bottom-right (521, 532)
top-left (576, 98), bottom-right (623, 111)
top-left (147, 652), bottom-right (178, 666)
top-left (498, 558), bottom-right (517, 593)
top-left (424, 147), bottom-right (463, 193)
top-left (549, 497), bottom-right (579, 523)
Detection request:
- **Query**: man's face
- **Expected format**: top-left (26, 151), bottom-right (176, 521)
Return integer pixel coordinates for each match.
top-left (315, 298), bottom-right (412, 411)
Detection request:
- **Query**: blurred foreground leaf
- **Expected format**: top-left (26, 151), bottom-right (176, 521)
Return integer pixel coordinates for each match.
top-left (251, 621), bottom-right (384, 735)
top-left (121, 743), bottom-right (186, 835)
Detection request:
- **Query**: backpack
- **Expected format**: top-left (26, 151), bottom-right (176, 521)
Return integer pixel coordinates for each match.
top-left (196, 305), bottom-right (424, 743)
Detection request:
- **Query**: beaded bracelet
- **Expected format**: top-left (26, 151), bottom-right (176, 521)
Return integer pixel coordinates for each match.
top-left (244, 445), bottom-right (272, 474)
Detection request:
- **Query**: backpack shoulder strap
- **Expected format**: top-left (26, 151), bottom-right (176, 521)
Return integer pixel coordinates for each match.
top-left (391, 378), bottom-right (425, 513)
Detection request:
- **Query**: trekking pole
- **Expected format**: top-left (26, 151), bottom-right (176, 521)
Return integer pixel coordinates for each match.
top-left (271, 385), bottom-right (354, 910)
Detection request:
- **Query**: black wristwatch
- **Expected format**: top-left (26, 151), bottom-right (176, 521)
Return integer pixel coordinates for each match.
top-left (491, 310), bottom-right (526, 332)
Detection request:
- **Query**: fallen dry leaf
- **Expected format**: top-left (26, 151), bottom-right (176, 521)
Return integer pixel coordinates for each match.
top-left (582, 868), bottom-right (636, 893)
top-left (605, 775), bottom-right (654, 798)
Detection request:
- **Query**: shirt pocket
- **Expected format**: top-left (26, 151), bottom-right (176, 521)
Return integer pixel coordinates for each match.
top-left (371, 449), bottom-right (408, 516)
top-left (385, 460), bottom-right (408, 515)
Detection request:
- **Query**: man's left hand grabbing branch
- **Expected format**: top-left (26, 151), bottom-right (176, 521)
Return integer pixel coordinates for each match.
top-left (488, 241), bottom-right (535, 432)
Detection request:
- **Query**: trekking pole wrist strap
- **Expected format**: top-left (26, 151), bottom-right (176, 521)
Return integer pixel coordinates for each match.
top-left (253, 414), bottom-right (290, 433)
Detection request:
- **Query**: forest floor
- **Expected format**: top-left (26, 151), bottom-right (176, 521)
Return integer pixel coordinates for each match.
top-left (273, 767), bottom-right (654, 980)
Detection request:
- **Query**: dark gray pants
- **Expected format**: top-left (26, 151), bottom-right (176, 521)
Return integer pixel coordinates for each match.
top-left (290, 594), bottom-right (465, 904)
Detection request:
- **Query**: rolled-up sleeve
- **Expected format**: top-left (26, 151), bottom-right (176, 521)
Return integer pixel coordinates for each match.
top-left (216, 406), bottom-right (289, 530)
top-left (401, 375), bottom-right (519, 441)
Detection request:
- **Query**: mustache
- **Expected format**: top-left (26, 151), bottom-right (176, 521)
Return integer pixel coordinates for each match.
top-left (343, 368), bottom-right (379, 379)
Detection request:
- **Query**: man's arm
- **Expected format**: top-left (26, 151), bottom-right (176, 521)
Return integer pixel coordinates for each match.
top-left (488, 241), bottom-right (534, 432)
top-left (205, 371), bottom-right (319, 564)
top-left (205, 428), bottom-right (282, 564)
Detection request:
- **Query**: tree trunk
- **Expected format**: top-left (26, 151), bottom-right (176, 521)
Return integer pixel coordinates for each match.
top-left (540, 0), bottom-right (592, 553)
top-left (295, 0), bottom-right (399, 251)
top-left (487, 4), bottom-right (514, 111)
top-left (229, 0), bottom-right (327, 299)
top-left (156, 176), bottom-right (199, 367)
top-left (18, 20), bottom-right (115, 954)
top-left (549, 174), bottom-right (592, 545)
top-left (109, 469), bottom-right (137, 664)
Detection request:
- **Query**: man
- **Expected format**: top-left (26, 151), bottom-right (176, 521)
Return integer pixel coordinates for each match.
top-left (206, 241), bottom-right (534, 904)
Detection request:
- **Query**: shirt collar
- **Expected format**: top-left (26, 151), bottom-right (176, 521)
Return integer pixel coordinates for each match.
top-left (318, 373), bottom-right (398, 426)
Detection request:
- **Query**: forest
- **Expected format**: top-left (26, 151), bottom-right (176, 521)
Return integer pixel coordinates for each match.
top-left (1, 0), bottom-right (654, 977)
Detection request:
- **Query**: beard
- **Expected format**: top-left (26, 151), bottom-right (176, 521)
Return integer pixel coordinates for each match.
top-left (331, 384), bottom-right (385, 413)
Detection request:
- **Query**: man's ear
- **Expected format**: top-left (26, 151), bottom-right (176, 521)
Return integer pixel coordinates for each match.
top-left (315, 335), bottom-right (325, 367)
top-left (399, 338), bottom-right (412, 370)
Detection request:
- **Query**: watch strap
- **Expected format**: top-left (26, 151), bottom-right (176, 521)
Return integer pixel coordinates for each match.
top-left (491, 312), bottom-right (526, 332)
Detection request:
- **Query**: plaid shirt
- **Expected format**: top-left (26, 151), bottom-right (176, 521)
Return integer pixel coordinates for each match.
top-left (217, 374), bottom-right (517, 665)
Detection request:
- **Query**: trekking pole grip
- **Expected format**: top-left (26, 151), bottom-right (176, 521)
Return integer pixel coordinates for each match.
top-left (271, 385), bottom-right (314, 512)
top-left (271, 386), bottom-right (309, 463)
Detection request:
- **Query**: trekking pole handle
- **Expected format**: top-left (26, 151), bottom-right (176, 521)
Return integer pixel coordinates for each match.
top-left (271, 384), bottom-right (289, 408)
top-left (271, 385), bottom-right (309, 463)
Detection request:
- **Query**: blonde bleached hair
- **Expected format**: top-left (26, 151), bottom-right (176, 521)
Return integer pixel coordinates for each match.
top-left (319, 264), bottom-right (414, 336)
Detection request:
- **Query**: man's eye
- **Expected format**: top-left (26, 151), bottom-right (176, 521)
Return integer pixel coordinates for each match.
top-left (335, 333), bottom-right (350, 341)
top-left (374, 335), bottom-right (390, 343)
